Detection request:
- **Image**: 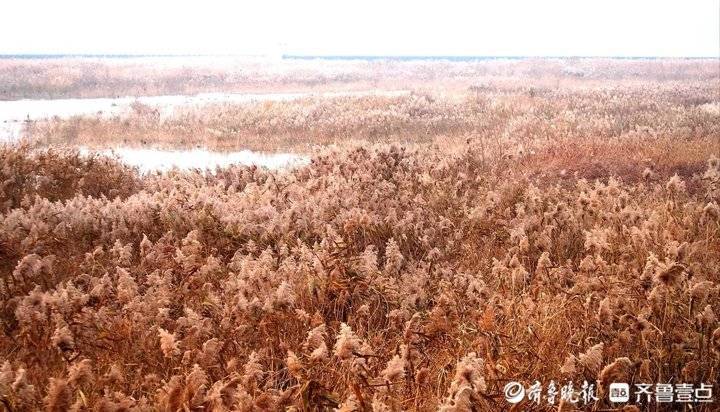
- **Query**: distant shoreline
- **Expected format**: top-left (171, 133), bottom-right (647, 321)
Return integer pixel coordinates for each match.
top-left (283, 55), bottom-right (718, 61)
top-left (0, 54), bottom-right (716, 60)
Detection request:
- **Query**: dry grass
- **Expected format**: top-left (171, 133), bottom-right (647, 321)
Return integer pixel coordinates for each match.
top-left (2, 57), bottom-right (718, 100)
top-left (0, 59), bottom-right (719, 411)
top-left (1, 142), bottom-right (719, 411)
top-left (26, 78), bottom-right (720, 156)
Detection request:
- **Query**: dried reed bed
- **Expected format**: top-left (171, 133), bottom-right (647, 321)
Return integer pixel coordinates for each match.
top-left (0, 137), bottom-right (719, 410)
top-left (26, 79), bottom-right (720, 155)
top-left (1, 59), bottom-right (719, 411)
top-left (0, 145), bottom-right (140, 213)
top-left (2, 57), bottom-right (717, 100)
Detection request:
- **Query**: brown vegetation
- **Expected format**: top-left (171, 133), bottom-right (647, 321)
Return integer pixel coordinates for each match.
top-left (0, 142), bottom-right (719, 410)
top-left (22, 62), bottom-right (718, 161)
top-left (3, 57), bottom-right (718, 100)
top-left (0, 59), bottom-right (719, 411)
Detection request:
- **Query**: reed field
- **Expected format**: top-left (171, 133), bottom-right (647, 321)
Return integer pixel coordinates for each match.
top-left (0, 58), bottom-right (719, 411)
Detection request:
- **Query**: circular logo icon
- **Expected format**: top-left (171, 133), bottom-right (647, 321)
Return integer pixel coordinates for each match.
top-left (504, 381), bottom-right (526, 404)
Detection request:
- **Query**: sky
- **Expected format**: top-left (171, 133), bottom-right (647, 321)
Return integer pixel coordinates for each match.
top-left (1, 0), bottom-right (718, 57)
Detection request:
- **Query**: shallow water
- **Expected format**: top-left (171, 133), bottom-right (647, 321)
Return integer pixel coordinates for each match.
top-left (0, 89), bottom-right (409, 171)
top-left (0, 89), bottom-right (409, 141)
top-left (80, 147), bottom-right (309, 173)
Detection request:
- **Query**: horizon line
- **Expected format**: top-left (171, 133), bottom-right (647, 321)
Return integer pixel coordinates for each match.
top-left (0, 53), bottom-right (717, 60)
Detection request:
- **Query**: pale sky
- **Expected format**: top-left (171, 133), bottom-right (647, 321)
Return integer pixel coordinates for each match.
top-left (1, 0), bottom-right (718, 57)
